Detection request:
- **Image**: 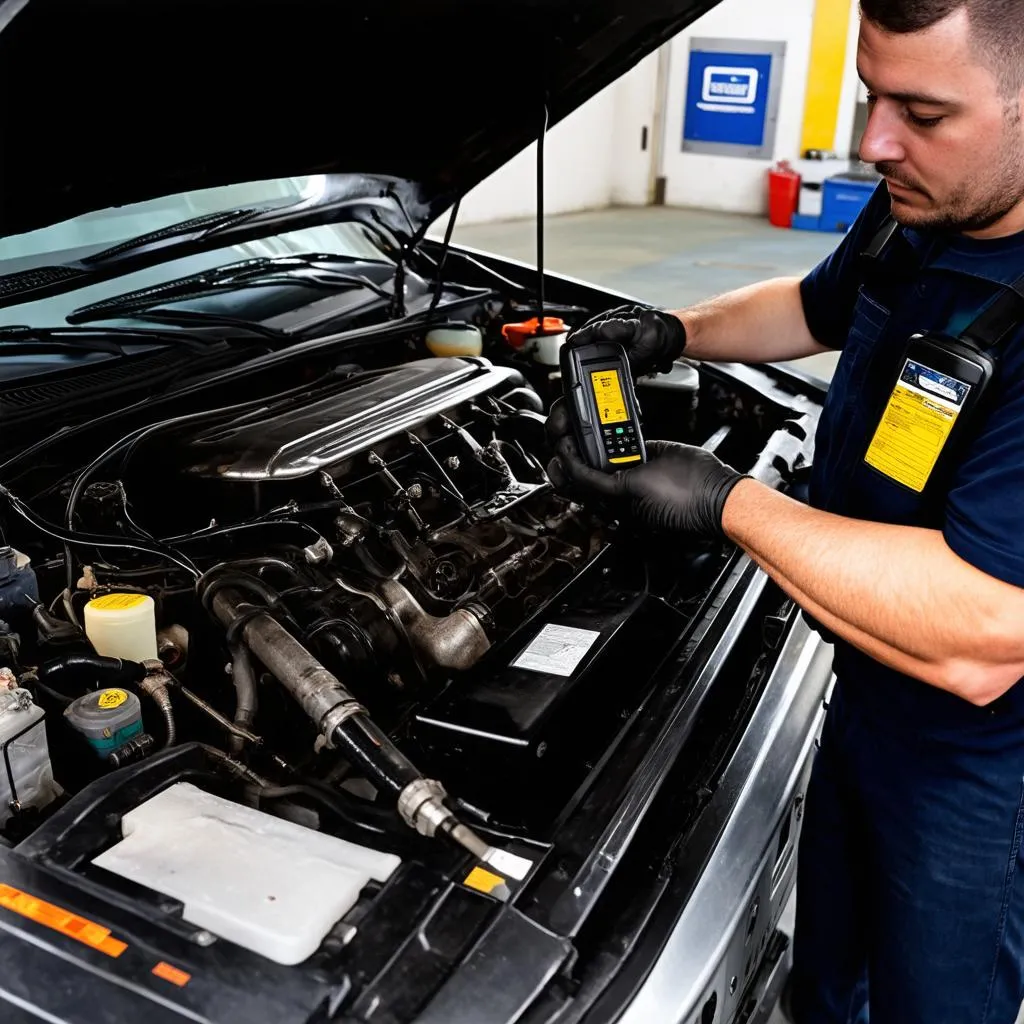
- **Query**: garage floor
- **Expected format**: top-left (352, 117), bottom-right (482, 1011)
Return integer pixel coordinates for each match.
top-left (451, 204), bottom-right (842, 383)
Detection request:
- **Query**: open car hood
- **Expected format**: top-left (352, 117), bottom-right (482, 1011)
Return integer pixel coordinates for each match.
top-left (0, 0), bottom-right (718, 240)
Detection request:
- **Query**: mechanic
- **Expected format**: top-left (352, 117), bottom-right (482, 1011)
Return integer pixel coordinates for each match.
top-left (547, 3), bottom-right (1024, 1022)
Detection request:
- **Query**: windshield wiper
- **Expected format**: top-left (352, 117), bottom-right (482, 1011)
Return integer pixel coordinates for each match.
top-left (128, 309), bottom-right (290, 343)
top-left (0, 325), bottom-right (212, 353)
top-left (81, 209), bottom-right (263, 266)
top-left (67, 254), bottom-right (393, 326)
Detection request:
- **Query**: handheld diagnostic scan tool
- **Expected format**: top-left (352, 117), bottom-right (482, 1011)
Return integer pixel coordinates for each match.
top-left (560, 339), bottom-right (647, 471)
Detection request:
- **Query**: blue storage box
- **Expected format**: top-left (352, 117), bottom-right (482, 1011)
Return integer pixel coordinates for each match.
top-left (819, 175), bottom-right (876, 232)
top-left (791, 213), bottom-right (823, 232)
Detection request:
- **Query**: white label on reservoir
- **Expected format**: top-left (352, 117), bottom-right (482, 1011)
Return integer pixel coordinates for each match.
top-left (512, 623), bottom-right (601, 677)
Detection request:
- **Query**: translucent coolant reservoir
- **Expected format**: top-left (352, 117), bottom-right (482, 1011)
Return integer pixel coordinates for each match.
top-left (84, 592), bottom-right (158, 663)
top-left (0, 688), bottom-right (57, 823)
top-left (92, 782), bottom-right (401, 964)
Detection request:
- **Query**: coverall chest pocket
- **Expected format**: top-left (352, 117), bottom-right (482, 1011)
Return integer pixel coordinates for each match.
top-left (815, 288), bottom-right (892, 511)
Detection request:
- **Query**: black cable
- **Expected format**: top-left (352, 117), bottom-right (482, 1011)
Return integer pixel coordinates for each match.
top-left (537, 100), bottom-right (549, 330)
top-left (427, 198), bottom-right (461, 321)
top-left (164, 518), bottom-right (327, 549)
top-left (0, 484), bottom-right (200, 578)
top-left (250, 784), bottom-right (392, 836)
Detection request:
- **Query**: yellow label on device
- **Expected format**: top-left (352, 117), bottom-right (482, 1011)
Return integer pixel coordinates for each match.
top-left (864, 358), bottom-right (970, 493)
top-left (590, 369), bottom-right (628, 425)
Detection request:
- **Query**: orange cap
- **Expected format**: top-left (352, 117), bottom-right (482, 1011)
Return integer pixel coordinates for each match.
top-left (500, 316), bottom-right (567, 349)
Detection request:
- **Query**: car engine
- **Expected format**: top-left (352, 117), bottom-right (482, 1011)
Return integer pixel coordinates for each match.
top-left (0, 308), bottom-right (823, 1007)
top-left (0, 352), bottom-right (649, 855)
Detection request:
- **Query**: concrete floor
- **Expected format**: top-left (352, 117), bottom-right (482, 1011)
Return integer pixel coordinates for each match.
top-left (452, 205), bottom-right (842, 383)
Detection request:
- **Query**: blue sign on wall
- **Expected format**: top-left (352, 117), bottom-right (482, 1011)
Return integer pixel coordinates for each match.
top-left (683, 49), bottom-right (775, 149)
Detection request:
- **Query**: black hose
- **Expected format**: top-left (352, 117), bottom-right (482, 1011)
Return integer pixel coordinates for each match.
top-left (199, 572), bottom-right (282, 611)
top-left (250, 783), bottom-right (393, 837)
top-left (36, 653), bottom-right (146, 696)
top-left (227, 643), bottom-right (258, 756)
top-left (200, 744), bottom-right (270, 787)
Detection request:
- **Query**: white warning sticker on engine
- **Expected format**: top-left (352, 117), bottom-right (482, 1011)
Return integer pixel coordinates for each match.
top-left (512, 623), bottom-right (601, 677)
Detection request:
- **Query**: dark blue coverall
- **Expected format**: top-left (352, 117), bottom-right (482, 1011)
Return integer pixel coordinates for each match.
top-left (792, 182), bottom-right (1024, 1024)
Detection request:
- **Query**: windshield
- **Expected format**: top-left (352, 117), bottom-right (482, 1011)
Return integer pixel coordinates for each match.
top-left (0, 175), bottom-right (394, 330)
top-left (0, 175), bottom-right (386, 267)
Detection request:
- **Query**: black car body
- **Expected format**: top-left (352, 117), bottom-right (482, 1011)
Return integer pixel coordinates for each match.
top-left (0, 2), bottom-right (834, 1022)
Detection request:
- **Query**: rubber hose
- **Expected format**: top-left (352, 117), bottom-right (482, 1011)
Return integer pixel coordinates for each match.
top-left (252, 784), bottom-right (393, 836)
top-left (36, 653), bottom-right (146, 695)
top-left (199, 572), bottom-right (282, 612)
top-left (227, 643), bottom-right (258, 755)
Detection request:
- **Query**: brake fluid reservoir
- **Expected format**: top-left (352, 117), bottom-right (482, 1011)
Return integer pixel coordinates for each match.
top-left (64, 688), bottom-right (144, 758)
top-left (84, 593), bottom-right (158, 662)
top-left (0, 688), bottom-right (57, 822)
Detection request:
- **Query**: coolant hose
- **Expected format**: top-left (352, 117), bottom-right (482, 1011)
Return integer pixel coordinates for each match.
top-left (227, 643), bottom-right (258, 755)
top-left (208, 586), bottom-right (497, 859)
top-left (35, 653), bottom-right (146, 699)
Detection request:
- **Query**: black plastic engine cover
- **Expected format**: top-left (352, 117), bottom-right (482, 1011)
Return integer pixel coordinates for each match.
top-left (411, 549), bottom-right (686, 827)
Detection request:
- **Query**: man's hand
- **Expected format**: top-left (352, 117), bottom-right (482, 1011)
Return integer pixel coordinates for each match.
top-left (568, 303), bottom-right (687, 377)
top-left (546, 399), bottom-right (745, 540)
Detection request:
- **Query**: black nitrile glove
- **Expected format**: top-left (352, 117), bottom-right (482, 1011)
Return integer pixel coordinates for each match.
top-left (546, 399), bottom-right (745, 540)
top-left (568, 303), bottom-right (687, 377)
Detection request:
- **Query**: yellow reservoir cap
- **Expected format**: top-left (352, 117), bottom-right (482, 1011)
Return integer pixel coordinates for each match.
top-left (84, 592), bottom-right (158, 663)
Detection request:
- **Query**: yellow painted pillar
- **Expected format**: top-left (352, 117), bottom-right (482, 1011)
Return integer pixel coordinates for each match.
top-left (800, 0), bottom-right (855, 155)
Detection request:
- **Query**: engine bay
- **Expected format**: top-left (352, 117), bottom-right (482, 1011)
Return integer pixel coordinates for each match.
top-left (0, 300), bottom-right (819, 1006)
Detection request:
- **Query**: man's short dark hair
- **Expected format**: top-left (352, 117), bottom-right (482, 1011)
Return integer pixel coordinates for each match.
top-left (859, 0), bottom-right (1024, 96)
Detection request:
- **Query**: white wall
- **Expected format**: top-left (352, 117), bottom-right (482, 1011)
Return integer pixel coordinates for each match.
top-left (660, 0), bottom-right (816, 215)
top-left (449, 0), bottom-right (865, 224)
top-left (833, 0), bottom-right (865, 157)
top-left (454, 56), bottom-right (658, 227)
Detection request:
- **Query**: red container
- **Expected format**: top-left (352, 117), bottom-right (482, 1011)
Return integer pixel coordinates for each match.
top-left (768, 161), bottom-right (801, 228)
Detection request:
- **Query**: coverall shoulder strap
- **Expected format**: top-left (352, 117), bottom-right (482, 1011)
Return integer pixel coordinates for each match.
top-left (861, 215), bottom-right (901, 261)
top-left (960, 270), bottom-right (1024, 352)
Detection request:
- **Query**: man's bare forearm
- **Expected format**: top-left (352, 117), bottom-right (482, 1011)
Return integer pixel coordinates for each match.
top-left (672, 277), bottom-right (829, 364)
top-left (721, 479), bottom-right (1024, 704)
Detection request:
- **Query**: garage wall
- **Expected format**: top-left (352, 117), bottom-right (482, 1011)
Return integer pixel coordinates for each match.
top-left (660, 0), bottom-right (816, 214)
top-left (449, 0), bottom-right (864, 226)
top-left (454, 55), bottom-right (658, 227)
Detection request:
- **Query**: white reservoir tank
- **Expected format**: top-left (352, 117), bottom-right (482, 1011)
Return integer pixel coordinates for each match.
top-left (84, 593), bottom-right (158, 663)
top-left (0, 688), bottom-right (57, 822)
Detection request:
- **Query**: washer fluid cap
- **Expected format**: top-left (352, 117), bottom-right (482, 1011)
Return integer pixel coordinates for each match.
top-left (84, 592), bottom-right (158, 662)
top-left (501, 316), bottom-right (566, 349)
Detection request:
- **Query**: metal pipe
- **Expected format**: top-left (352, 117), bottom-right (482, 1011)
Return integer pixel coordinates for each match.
top-left (210, 588), bottom-right (364, 734)
top-left (139, 664), bottom-right (177, 749)
top-left (209, 587), bottom-right (497, 859)
top-left (376, 579), bottom-right (490, 673)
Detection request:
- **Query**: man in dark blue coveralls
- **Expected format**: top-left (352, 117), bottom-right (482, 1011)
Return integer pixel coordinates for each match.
top-left (547, 2), bottom-right (1024, 1022)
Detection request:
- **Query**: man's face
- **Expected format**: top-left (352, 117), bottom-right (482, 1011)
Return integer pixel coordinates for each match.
top-left (858, 7), bottom-right (1024, 236)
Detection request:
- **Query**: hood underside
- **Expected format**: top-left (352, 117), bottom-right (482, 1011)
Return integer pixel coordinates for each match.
top-left (0, 0), bottom-right (719, 239)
